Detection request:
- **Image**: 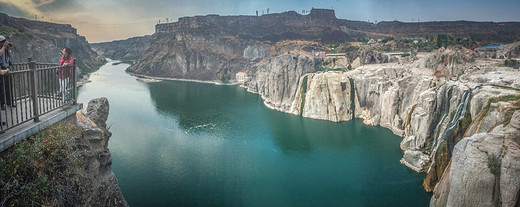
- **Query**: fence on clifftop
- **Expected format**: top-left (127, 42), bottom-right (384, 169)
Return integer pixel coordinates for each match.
top-left (0, 58), bottom-right (77, 133)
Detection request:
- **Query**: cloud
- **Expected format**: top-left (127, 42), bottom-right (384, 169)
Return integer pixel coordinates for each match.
top-left (0, 2), bottom-right (32, 18)
top-left (35, 0), bottom-right (85, 13)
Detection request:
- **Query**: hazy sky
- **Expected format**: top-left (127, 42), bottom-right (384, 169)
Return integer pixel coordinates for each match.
top-left (1, 0), bottom-right (519, 43)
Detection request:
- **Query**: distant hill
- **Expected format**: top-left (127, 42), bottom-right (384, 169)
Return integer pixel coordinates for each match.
top-left (90, 35), bottom-right (151, 60)
top-left (92, 9), bottom-right (520, 81)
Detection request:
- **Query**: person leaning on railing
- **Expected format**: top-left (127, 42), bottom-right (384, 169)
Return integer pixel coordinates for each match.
top-left (58, 47), bottom-right (73, 102)
top-left (0, 35), bottom-right (14, 110)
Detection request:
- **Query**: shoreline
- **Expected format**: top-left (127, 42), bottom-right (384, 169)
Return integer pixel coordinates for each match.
top-left (126, 71), bottom-right (240, 86)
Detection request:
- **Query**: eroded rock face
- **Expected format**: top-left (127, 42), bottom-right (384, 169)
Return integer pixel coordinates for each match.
top-left (0, 13), bottom-right (104, 73)
top-left (292, 72), bottom-right (354, 121)
top-left (431, 110), bottom-right (520, 207)
top-left (247, 44), bottom-right (520, 176)
top-left (72, 98), bottom-right (128, 207)
top-left (86, 98), bottom-right (110, 130)
top-left (423, 47), bottom-right (476, 77)
top-left (91, 35), bottom-right (151, 60)
top-left (247, 54), bottom-right (316, 112)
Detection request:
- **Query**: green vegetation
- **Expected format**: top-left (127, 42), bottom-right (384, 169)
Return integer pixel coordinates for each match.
top-left (487, 153), bottom-right (501, 175)
top-left (436, 34), bottom-right (453, 48)
top-left (397, 34), bottom-right (479, 52)
top-left (401, 52), bottom-right (411, 57)
top-left (480, 94), bottom-right (520, 127)
top-left (357, 36), bottom-right (369, 44)
top-left (347, 64), bottom-right (352, 70)
top-left (381, 37), bottom-right (394, 43)
top-left (0, 123), bottom-right (83, 206)
top-left (220, 74), bottom-right (231, 83)
top-left (299, 75), bottom-right (309, 114)
top-left (329, 43), bottom-right (339, 51)
top-left (504, 59), bottom-right (520, 69)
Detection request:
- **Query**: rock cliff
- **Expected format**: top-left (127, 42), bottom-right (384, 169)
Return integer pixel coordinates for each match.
top-left (0, 13), bottom-right (104, 74)
top-left (244, 44), bottom-right (520, 205)
top-left (119, 9), bottom-right (519, 82)
top-left (246, 54), bottom-right (317, 112)
top-left (430, 110), bottom-right (520, 207)
top-left (90, 35), bottom-right (151, 60)
top-left (73, 98), bottom-right (128, 206)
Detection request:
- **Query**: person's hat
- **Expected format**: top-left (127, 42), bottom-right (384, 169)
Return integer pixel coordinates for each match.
top-left (0, 35), bottom-right (5, 42)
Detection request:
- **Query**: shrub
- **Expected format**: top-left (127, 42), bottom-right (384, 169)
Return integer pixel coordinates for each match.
top-left (487, 153), bottom-right (500, 176)
top-left (504, 59), bottom-right (520, 69)
top-left (0, 123), bottom-right (82, 206)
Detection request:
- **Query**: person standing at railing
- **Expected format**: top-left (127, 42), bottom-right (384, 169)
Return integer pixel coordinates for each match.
top-left (0, 35), bottom-right (14, 110)
top-left (58, 47), bottom-right (73, 102)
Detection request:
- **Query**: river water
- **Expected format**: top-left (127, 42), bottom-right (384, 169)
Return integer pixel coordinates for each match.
top-left (78, 60), bottom-right (431, 207)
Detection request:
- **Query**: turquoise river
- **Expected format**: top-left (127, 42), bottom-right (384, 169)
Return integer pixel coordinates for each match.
top-left (77, 60), bottom-right (431, 206)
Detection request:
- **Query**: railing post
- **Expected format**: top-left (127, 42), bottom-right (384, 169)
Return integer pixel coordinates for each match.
top-left (29, 58), bottom-right (39, 122)
top-left (72, 58), bottom-right (77, 105)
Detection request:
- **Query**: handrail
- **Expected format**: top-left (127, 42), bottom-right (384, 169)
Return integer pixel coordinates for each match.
top-left (0, 58), bottom-right (77, 133)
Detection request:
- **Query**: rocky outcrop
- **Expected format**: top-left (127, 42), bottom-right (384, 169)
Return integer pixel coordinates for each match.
top-left (247, 54), bottom-right (316, 112)
top-left (355, 48), bottom-right (390, 65)
top-left (90, 35), bottom-right (151, 60)
top-left (125, 9), bottom-right (520, 81)
top-left (246, 45), bottom-right (520, 193)
top-left (0, 13), bottom-right (105, 74)
top-left (430, 110), bottom-right (520, 207)
top-left (128, 32), bottom-right (255, 80)
top-left (422, 46), bottom-right (476, 77)
top-left (292, 72), bottom-right (354, 121)
top-left (73, 98), bottom-right (127, 206)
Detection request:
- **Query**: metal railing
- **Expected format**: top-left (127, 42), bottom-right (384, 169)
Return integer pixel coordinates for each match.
top-left (0, 58), bottom-right (77, 132)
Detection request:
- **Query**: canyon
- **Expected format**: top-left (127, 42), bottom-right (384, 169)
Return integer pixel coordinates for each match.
top-left (4, 7), bottom-right (518, 206)
top-left (92, 9), bottom-right (520, 206)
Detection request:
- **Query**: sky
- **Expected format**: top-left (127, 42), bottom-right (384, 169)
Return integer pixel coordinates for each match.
top-left (0, 0), bottom-right (519, 43)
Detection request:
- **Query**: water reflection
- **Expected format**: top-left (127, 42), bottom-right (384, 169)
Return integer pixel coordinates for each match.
top-left (147, 80), bottom-right (361, 153)
top-left (78, 60), bottom-right (431, 206)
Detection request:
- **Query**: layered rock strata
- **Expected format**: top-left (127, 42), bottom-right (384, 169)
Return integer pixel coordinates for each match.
top-left (73, 98), bottom-right (127, 206)
top-left (91, 35), bottom-right (151, 60)
top-left (246, 47), bottom-right (520, 192)
top-left (122, 9), bottom-right (520, 82)
top-left (0, 13), bottom-right (104, 74)
top-left (430, 110), bottom-right (520, 207)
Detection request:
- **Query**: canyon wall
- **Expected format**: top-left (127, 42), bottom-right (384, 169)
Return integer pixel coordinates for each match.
top-left (115, 9), bottom-right (520, 82)
top-left (0, 13), bottom-right (104, 74)
top-left (90, 35), bottom-right (151, 60)
top-left (244, 45), bottom-right (520, 206)
top-left (72, 98), bottom-right (128, 206)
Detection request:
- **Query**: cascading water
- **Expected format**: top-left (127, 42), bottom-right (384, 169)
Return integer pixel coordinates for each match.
top-left (430, 85), bottom-right (454, 151)
top-left (427, 88), bottom-right (471, 173)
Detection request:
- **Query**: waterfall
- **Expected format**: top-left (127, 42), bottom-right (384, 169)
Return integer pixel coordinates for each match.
top-left (427, 88), bottom-right (471, 173)
top-left (349, 78), bottom-right (356, 119)
top-left (430, 86), bottom-right (454, 151)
